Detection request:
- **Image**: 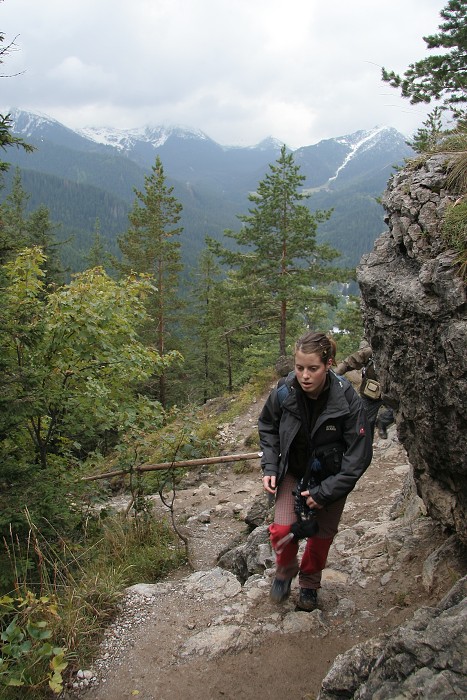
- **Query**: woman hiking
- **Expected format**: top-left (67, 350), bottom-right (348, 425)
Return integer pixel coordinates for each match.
top-left (258, 331), bottom-right (373, 610)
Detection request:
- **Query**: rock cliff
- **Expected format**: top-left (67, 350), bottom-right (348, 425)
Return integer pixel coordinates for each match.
top-left (357, 153), bottom-right (467, 542)
top-left (319, 152), bottom-right (467, 699)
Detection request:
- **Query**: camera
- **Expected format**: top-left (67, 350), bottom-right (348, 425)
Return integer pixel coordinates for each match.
top-left (291, 473), bottom-right (320, 539)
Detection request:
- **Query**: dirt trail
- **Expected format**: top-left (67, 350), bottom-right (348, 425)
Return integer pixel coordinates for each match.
top-left (72, 388), bottom-right (449, 700)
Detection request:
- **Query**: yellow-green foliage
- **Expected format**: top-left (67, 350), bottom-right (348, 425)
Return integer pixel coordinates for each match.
top-left (143, 368), bottom-right (273, 468)
top-left (446, 151), bottom-right (467, 195)
top-left (0, 591), bottom-right (67, 696)
top-left (97, 513), bottom-right (186, 584)
top-left (442, 199), bottom-right (467, 280)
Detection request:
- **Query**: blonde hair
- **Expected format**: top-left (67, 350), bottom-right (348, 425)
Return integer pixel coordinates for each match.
top-left (294, 331), bottom-right (336, 365)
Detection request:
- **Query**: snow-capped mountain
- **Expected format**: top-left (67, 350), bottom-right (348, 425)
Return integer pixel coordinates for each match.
top-left (295, 125), bottom-right (411, 190)
top-left (7, 108), bottom-right (411, 190)
top-left (327, 127), bottom-right (389, 185)
top-left (77, 123), bottom-right (212, 152)
top-left (7, 108), bottom-right (100, 152)
top-left (4, 108), bottom-right (413, 270)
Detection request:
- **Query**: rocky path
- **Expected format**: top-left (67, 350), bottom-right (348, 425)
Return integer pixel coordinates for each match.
top-left (69, 389), bottom-right (454, 700)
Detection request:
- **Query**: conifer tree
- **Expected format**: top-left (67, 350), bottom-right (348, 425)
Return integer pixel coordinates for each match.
top-left (86, 218), bottom-right (110, 271)
top-left (184, 250), bottom-right (249, 399)
top-left (27, 205), bottom-right (64, 287)
top-left (118, 156), bottom-right (183, 405)
top-left (0, 169), bottom-right (63, 285)
top-left (184, 249), bottom-right (223, 402)
top-left (0, 168), bottom-right (30, 262)
top-left (209, 146), bottom-right (346, 357)
top-left (0, 28), bottom-right (34, 173)
top-left (382, 0), bottom-right (467, 120)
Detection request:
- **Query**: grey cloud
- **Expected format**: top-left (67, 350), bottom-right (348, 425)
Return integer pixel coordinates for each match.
top-left (1, 0), bottom-right (445, 147)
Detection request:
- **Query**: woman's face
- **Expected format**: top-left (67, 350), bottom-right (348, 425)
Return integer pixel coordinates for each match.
top-left (294, 350), bottom-right (332, 398)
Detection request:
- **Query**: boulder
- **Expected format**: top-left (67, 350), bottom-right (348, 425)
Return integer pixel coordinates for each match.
top-left (318, 577), bottom-right (467, 700)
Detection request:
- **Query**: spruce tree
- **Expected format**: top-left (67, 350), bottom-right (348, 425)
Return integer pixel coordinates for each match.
top-left (118, 156), bottom-right (183, 405)
top-left (0, 168), bottom-right (30, 262)
top-left (184, 250), bottom-right (252, 399)
top-left (86, 218), bottom-right (110, 270)
top-left (184, 249), bottom-right (223, 402)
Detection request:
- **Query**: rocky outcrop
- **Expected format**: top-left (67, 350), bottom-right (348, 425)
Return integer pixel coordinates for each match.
top-left (318, 576), bottom-right (467, 700)
top-left (321, 152), bottom-right (467, 700)
top-left (357, 153), bottom-right (467, 542)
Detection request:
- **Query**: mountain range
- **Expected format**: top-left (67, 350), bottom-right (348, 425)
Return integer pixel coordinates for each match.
top-left (2, 108), bottom-right (414, 272)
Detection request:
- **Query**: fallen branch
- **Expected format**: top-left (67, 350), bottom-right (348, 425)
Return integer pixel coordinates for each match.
top-left (81, 451), bottom-right (263, 482)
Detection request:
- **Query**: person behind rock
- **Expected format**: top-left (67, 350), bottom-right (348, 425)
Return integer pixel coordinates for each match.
top-left (375, 406), bottom-right (394, 439)
top-left (258, 331), bottom-right (373, 611)
top-left (334, 339), bottom-right (394, 440)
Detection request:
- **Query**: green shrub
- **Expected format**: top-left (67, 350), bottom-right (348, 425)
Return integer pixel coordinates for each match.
top-left (0, 591), bottom-right (67, 696)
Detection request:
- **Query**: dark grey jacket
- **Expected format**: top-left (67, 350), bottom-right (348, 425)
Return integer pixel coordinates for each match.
top-left (258, 371), bottom-right (373, 505)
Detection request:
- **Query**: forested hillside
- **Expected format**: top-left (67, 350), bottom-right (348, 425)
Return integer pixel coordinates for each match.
top-left (0, 103), bottom-right (411, 700)
top-left (2, 111), bottom-right (413, 274)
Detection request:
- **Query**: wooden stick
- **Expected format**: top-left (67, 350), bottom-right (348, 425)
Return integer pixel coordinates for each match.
top-left (81, 451), bottom-right (263, 482)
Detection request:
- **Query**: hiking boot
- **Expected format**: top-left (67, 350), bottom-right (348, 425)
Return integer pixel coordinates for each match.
top-left (269, 577), bottom-right (292, 603)
top-left (297, 587), bottom-right (318, 611)
top-left (377, 425), bottom-right (388, 439)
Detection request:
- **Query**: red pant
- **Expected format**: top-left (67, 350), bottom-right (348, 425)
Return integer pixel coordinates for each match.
top-left (269, 472), bottom-right (346, 589)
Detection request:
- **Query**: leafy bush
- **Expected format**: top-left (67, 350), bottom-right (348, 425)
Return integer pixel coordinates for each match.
top-left (0, 591), bottom-right (67, 696)
top-left (1, 501), bottom-right (185, 697)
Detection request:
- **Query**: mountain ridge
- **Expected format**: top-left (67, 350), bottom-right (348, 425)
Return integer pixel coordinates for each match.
top-left (3, 109), bottom-right (414, 271)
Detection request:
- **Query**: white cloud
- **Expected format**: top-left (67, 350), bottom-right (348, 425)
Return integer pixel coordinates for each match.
top-left (47, 56), bottom-right (115, 95)
top-left (1, 0), bottom-right (446, 147)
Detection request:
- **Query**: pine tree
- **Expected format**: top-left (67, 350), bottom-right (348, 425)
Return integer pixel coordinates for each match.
top-left (118, 156), bottom-right (184, 405)
top-left (382, 1), bottom-right (467, 120)
top-left (408, 107), bottom-right (445, 153)
top-left (184, 250), bottom-right (251, 399)
top-left (209, 146), bottom-right (346, 357)
top-left (86, 218), bottom-right (111, 271)
top-left (27, 205), bottom-right (64, 288)
top-left (184, 249), bottom-right (222, 402)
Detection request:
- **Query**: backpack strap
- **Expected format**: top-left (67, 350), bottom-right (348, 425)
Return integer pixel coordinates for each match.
top-left (277, 381), bottom-right (290, 408)
top-left (277, 371), bottom-right (295, 407)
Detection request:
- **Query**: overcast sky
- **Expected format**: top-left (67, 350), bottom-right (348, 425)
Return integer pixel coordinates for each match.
top-left (1, 0), bottom-right (446, 148)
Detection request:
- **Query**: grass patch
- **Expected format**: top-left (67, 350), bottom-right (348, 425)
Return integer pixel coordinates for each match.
top-left (232, 460), bottom-right (256, 475)
top-left (97, 513), bottom-right (186, 585)
top-left (442, 199), bottom-right (467, 280)
top-left (1, 509), bottom-right (185, 697)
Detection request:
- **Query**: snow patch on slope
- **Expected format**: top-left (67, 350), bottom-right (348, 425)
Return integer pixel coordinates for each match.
top-left (327, 126), bottom-right (388, 184)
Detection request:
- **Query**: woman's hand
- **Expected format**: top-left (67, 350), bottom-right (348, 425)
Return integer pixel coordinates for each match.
top-left (262, 474), bottom-right (277, 494)
top-left (300, 490), bottom-right (324, 510)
